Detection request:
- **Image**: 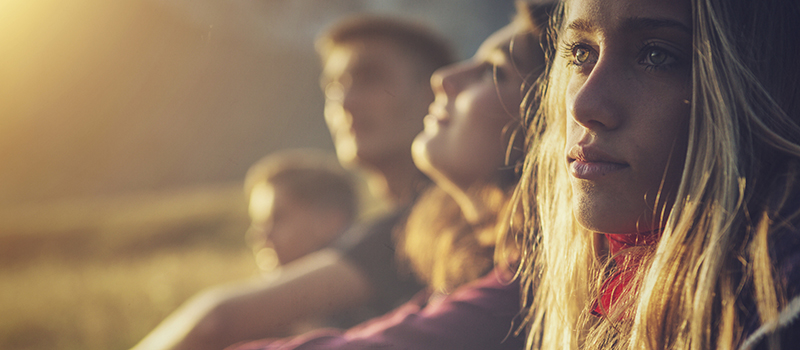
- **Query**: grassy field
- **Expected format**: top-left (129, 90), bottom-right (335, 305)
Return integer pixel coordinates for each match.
top-left (0, 184), bottom-right (260, 350)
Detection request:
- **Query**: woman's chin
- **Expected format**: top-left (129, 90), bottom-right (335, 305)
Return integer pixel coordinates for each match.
top-left (411, 134), bottom-right (447, 172)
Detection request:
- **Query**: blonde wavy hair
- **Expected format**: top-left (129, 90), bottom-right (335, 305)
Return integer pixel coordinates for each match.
top-left (515, 0), bottom-right (800, 349)
top-left (400, 1), bottom-right (552, 294)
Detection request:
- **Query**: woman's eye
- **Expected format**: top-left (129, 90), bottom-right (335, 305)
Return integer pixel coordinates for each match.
top-left (560, 42), bottom-right (596, 69)
top-left (639, 46), bottom-right (679, 70)
top-left (574, 47), bottom-right (590, 64)
top-left (566, 44), bottom-right (595, 67)
top-left (647, 49), bottom-right (667, 65)
top-left (480, 64), bottom-right (494, 80)
top-left (480, 63), bottom-right (505, 82)
top-left (493, 65), bottom-right (507, 81)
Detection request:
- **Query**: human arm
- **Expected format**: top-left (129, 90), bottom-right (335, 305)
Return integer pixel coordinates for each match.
top-left (129, 248), bottom-right (373, 350)
top-left (227, 268), bottom-right (525, 350)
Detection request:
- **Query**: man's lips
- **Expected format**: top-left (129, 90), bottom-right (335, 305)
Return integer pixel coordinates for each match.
top-left (568, 146), bottom-right (628, 180)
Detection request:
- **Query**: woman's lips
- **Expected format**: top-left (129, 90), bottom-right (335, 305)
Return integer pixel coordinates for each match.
top-left (423, 113), bottom-right (450, 133)
top-left (426, 103), bottom-right (450, 124)
top-left (568, 146), bottom-right (628, 180)
top-left (569, 160), bottom-right (628, 180)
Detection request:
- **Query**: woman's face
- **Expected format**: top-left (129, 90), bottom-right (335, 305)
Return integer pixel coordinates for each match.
top-left (413, 22), bottom-right (541, 192)
top-left (562, 0), bottom-right (693, 234)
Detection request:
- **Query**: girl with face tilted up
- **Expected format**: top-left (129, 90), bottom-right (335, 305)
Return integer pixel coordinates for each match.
top-left (226, 3), bottom-right (551, 350)
top-left (515, 0), bottom-right (800, 349)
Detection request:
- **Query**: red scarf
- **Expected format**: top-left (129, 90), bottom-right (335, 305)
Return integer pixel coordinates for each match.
top-left (591, 232), bottom-right (660, 318)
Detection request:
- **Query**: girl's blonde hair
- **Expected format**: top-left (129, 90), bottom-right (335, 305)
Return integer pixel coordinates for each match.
top-left (516, 0), bottom-right (800, 349)
top-left (400, 1), bottom-right (552, 294)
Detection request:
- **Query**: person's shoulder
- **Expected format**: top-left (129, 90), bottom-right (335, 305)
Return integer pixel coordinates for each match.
top-left (330, 208), bottom-right (407, 252)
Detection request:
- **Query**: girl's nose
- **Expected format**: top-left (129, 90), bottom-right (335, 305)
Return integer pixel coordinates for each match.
top-left (431, 62), bottom-right (474, 101)
top-left (569, 59), bottom-right (625, 131)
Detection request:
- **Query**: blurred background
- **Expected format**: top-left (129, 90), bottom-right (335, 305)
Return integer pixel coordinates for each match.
top-left (0, 0), bottom-right (515, 349)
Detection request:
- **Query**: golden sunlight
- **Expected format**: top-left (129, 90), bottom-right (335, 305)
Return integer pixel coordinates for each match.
top-left (0, 0), bottom-right (120, 118)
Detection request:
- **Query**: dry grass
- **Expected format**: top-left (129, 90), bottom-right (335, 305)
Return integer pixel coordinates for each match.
top-left (0, 184), bottom-right (260, 350)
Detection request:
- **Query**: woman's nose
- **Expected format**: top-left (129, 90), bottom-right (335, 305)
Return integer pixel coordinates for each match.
top-left (568, 59), bottom-right (625, 131)
top-left (431, 62), bottom-right (471, 100)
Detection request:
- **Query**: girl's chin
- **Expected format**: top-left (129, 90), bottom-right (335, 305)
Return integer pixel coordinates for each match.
top-left (576, 216), bottom-right (640, 235)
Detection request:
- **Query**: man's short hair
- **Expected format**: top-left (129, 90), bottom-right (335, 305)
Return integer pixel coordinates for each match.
top-left (244, 149), bottom-right (357, 222)
top-left (315, 15), bottom-right (456, 81)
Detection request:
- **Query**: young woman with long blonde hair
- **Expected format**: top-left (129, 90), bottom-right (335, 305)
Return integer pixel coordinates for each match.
top-left (515, 0), bottom-right (800, 349)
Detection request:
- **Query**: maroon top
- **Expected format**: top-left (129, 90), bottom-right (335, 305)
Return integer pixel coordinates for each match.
top-left (226, 268), bottom-right (525, 350)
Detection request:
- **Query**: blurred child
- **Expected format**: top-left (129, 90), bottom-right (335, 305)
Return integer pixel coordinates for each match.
top-left (130, 149), bottom-right (361, 350)
top-left (243, 149), bottom-right (357, 272)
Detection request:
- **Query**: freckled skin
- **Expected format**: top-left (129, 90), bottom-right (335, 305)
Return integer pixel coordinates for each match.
top-left (563, 0), bottom-right (693, 234)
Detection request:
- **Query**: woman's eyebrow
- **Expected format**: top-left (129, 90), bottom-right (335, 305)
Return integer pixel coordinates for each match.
top-left (566, 18), bottom-right (595, 33)
top-left (619, 17), bottom-right (691, 35)
top-left (566, 17), bottom-right (691, 36)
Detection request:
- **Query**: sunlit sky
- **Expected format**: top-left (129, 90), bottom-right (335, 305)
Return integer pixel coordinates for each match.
top-left (0, 0), bottom-right (513, 208)
top-left (0, 3), bottom-right (514, 349)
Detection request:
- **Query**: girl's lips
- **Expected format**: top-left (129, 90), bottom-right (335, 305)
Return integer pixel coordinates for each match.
top-left (567, 144), bottom-right (628, 180)
top-left (426, 102), bottom-right (450, 124)
top-left (423, 113), bottom-right (450, 129)
top-left (569, 160), bottom-right (628, 180)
